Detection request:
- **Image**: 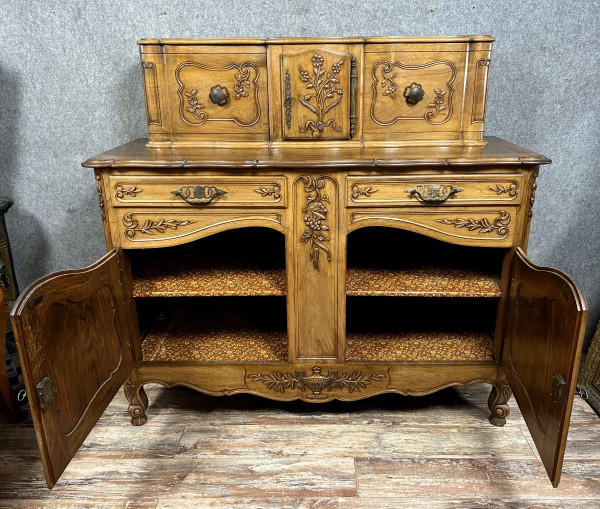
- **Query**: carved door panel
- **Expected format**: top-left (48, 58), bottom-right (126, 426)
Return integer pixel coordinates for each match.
top-left (364, 48), bottom-right (466, 136)
top-left (281, 46), bottom-right (356, 140)
top-left (503, 248), bottom-right (587, 487)
top-left (10, 251), bottom-right (133, 488)
top-left (163, 46), bottom-right (269, 138)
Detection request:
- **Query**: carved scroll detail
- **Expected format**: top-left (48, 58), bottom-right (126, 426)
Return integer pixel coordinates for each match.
top-left (141, 61), bottom-right (161, 126)
top-left (488, 382), bottom-right (512, 427)
top-left (176, 61), bottom-right (261, 127)
top-left (528, 169), bottom-right (539, 219)
top-left (472, 58), bottom-right (491, 124)
top-left (351, 184), bottom-right (378, 199)
top-left (371, 60), bottom-right (456, 126)
top-left (184, 89), bottom-right (206, 123)
top-left (298, 54), bottom-right (345, 134)
top-left (300, 176), bottom-right (331, 269)
top-left (115, 184), bottom-right (143, 198)
top-left (123, 213), bottom-right (195, 238)
top-left (95, 175), bottom-right (105, 220)
top-left (425, 88), bottom-right (448, 121)
top-left (124, 380), bottom-right (148, 426)
top-left (248, 366), bottom-right (386, 399)
top-left (284, 69), bottom-right (292, 129)
top-left (437, 211), bottom-right (511, 236)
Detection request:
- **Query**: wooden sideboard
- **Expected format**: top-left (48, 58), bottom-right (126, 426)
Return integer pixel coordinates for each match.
top-left (10, 37), bottom-right (587, 490)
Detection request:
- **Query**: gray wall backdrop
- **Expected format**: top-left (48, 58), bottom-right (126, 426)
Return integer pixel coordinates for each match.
top-left (1, 0), bottom-right (599, 348)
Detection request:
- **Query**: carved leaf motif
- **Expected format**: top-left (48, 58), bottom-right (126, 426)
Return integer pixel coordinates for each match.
top-left (489, 183), bottom-right (518, 197)
top-left (298, 97), bottom-right (318, 115)
top-left (253, 186), bottom-right (281, 199)
top-left (436, 211), bottom-right (511, 236)
top-left (248, 367), bottom-right (385, 397)
top-left (123, 213), bottom-right (195, 238)
top-left (332, 372), bottom-right (386, 393)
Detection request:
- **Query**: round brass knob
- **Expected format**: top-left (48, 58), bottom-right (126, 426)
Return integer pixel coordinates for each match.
top-left (403, 82), bottom-right (425, 105)
top-left (209, 85), bottom-right (230, 106)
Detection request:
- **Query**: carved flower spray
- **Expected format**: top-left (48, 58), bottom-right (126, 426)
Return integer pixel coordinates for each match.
top-left (298, 54), bottom-right (345, 134)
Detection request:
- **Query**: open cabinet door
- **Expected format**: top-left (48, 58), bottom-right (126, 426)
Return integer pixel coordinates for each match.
top-left (503, 248), bottom-right (587, 487)
top-left (10, 251), bottom-right (133, 488)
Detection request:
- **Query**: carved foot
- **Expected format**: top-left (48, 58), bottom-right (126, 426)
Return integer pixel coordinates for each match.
top-left (488, 382), bottom-right (512, 427)
top-left (124, 380), bottom-right (148, 426)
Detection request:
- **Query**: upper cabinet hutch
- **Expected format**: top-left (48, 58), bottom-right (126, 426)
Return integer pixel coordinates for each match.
top-left (10, 37), bottom-right (587, 489)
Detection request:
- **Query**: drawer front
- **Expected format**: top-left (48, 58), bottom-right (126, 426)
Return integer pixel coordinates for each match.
top-left (365, 47), bottom-right (465, 133)
top-left (363, 41), bottom-right (492, 143)
top-left (109, 176), bottom-right (287, 208)
top-left (280, 45), bottom-right (355, 140)
top-left (346, 174), bottom-right (524, 207)
top-left (141, 45), bottom-right (269, 141)
top-left (348, 208), bottom-right (517, 248)
top-left (116, 209), bottom-right (284, 248)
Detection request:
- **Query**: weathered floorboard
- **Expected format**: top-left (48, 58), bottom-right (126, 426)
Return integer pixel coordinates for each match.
top-left (0, 384), bottom-right (599, 507)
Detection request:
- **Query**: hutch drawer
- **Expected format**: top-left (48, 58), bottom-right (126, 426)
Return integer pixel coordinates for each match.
top-left (346, 174), bottom-right (523, 207)
top-left (363, 42), bottom-right (492, 144)
top-left (108, 176), bottom-right (286, 208)
top-left (139, 43), bottom-right (269, 143)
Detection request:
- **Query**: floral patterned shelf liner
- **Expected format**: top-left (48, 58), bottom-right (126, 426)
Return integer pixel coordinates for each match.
top-left (133, 264), bottom-right (501, 298)
top-left (346, 331), bottom-right (493, 362)
top-left (346, 267), bottom-right (501, 297)
top-left (142, 312), bottom-right (493, 362)
top-left (142, 311), bottom-right (288, 362)
top-left (133, 265), bottom-right (287, 297)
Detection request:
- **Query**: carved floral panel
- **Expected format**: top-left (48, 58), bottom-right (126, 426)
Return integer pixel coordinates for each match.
top-left (281, 48), bottom-right (352, 140)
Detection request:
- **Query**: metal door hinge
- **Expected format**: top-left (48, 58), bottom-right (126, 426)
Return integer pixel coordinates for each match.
top-left (551, 373), bottom-right (568, 406)
top-left (36, 376), bottom-right (54, 411)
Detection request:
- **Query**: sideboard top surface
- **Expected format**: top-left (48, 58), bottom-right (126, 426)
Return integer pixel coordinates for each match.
top-left (82, 136), bottom-right (550, 169)
top-left (138, 35), bottom-right (496, 45)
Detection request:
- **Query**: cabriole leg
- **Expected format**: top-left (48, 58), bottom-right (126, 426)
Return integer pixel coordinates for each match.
top-left (488, 382), bottom-right (512, 427)
top-left (124, 379), bottom-right (148, 426)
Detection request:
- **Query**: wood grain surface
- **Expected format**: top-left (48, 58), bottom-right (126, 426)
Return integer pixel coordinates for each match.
top-left (1, 384), bottom-right (598, 507)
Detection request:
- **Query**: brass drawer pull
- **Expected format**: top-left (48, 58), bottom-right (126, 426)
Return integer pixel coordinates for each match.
top-left (405, 184), bottom-right (463, 202)
top-left (171, 185), bottom-right (227, 205)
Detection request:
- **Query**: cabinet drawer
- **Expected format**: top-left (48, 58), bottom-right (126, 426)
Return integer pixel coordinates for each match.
top-left (139, 43), bottom-right (269, 144)
top-left (346, 174), bottom-right (524, 207)
top-left (109, 176), bottom-right (287, 208)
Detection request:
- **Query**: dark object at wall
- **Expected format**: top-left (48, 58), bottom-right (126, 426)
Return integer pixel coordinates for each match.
top-left (0, 196), bottom-right (25, 421)
top-left (579, 321), bottom-right (600, 416)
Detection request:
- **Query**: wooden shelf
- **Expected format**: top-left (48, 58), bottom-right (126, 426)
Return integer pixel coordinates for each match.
top-left (133, 264), bottom-right (286, 297)
top-left (346, 267), bottom-right (502, 298)
top-left (141, 309), bottom-right (287, 362)
top-left (346, 331), bottom-right (494, 362)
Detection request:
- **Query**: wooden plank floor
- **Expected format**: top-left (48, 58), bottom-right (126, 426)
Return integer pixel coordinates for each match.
top-left (1, 384), bottom-right (599, 508)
